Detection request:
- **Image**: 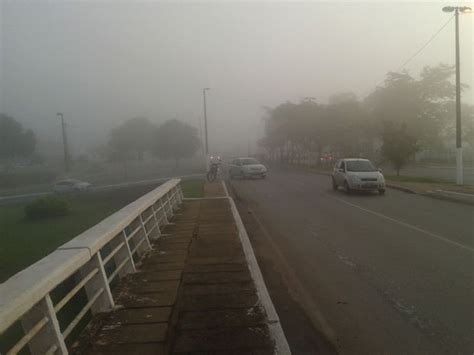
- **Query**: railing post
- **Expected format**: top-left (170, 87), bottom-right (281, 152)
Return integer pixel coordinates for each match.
top-left (166, 191), bottom-right (174, 217)
top-left (160, 198), bottom-right (170, 225)
top-left (178, 183), bottom-right (184, 203)
top-left (151, 204), bottom-right (161, 240)
top-left (110, 233), bottom-right (135, 278)
top-left (122, 230), bottom-right (137, 271)
top-left (21, 295), bottom-right (67, 355)
top-left (80, 253), bottom-right (114, 314)
top-left (172, 186), bottom-right (180, 210)
top-left (139, 214), bottom-right (153, 250)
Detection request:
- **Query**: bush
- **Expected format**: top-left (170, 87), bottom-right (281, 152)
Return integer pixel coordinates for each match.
top-left (25, 196), bottom-right (70, 220)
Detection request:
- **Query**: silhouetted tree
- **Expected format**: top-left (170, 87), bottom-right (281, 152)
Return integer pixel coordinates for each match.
top-left (152, 119), bottom-right (200, 169)
top-left (0, 114), bottom-right (36, 161)
top-left (381, 122), bottom-right (418, 175)
top-left (108, 117), bottom-right (155, 161)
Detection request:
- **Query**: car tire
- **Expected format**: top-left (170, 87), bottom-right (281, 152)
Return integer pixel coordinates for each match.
top-left (344, 181), bottom-right (351, 195)
top-left (378, 189), bottom-right (385, 195)
top-left (332, 177), bottom-right (337, 190)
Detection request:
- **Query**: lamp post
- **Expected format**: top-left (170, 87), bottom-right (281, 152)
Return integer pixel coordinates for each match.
top-left (57, 113), bottom-right (70, 172)
top-left (203, 88), bottom-right (210, 170)
top-left (442, 5), bottom-right (471, 185)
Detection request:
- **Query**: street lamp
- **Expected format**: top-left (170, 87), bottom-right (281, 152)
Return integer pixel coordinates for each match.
top-left (57, 113), bottom-right (70, 172)
top-left (203, 88), bottom-right (210, 170)
top-left (442, 5), bottom-right (471, 185)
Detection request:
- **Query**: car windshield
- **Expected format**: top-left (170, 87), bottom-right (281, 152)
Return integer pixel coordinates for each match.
top-left (241, 158), bottom-right (259, 165)
top-left (346, 160), bottom-right (377, 172)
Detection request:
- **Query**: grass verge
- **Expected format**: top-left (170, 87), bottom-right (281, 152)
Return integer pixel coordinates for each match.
top-left (385, 175), bottom-right (449, 184)
top-left (0, 183), bottom-right (161, 283)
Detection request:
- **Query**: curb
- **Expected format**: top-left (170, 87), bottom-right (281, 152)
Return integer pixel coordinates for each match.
top-left (386, 183), bottom-right (416, 194)
top-left (386, 183), bottom-right (474, 206)
top-left (222, 181), bottom-right (292, 355)
top-left (421, 192), bottom-right (474, 207)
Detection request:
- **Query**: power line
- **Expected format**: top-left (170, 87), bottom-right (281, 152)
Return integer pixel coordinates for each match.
top-left (362, 14), bottom-right (455, 99)
top-left (394, 14), bottom-right (454, 72)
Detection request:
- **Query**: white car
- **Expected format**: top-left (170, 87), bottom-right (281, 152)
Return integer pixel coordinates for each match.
top-left (53, 179), bottom-right (91, 193)
top-left (332, 158), bottom-right (385, 195)
top-left (229, 157), bottom-right (267, 179)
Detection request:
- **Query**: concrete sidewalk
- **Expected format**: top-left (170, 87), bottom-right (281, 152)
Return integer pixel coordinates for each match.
top-left (72, 182), bottom-right (287, 354)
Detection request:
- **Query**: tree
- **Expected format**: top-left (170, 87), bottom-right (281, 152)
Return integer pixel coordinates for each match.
top-left (365, 64), bottom-right (458, 153)
top-left (0, 114), bottom-right (36, 161)
top-left (152, 119), bottom-right (200, 168)
top-left (381, 122), bottom-right (418, 176)
top-left (108, 117), bottom-right (155, 161)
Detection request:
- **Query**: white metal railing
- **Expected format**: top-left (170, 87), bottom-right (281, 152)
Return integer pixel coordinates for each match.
top-left (0, 178), bottom-right (184, 355)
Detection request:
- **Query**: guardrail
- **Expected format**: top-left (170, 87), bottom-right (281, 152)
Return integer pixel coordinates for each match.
top-left (0, 179), bottom-right (183, 354)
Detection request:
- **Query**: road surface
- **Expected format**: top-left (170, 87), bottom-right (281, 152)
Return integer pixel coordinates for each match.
top-left (229, 169), bottom-right (473, 354)
top-left (0, 174), bottom-right (204, 205)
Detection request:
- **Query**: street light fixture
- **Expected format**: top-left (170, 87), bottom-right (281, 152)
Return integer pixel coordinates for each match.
top-left (442, 5), bottom-right (471, 185)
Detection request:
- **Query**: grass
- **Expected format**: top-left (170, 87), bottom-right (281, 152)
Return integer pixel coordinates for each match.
top-left (0, 183), bottom-right (160, 283)
top-left (385, 175), bottom-right (450, 184)
top-left (0, 179), bottom-right (204, 283)
top-left (181, 179), bottom-right (205, 198)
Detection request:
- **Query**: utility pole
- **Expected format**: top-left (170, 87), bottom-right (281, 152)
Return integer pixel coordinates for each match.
top-left (57, 113), bottom-right (70, 172)
top-left (454, 8), bottom-right (462, 185)
top-left (203, 88), bottom-right (210, 170)
top-left (442, 5), bottom-right (471, 185)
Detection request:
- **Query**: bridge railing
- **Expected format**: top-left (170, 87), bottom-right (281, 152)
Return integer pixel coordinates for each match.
top-left (0, 179), bottom-right (183, 355)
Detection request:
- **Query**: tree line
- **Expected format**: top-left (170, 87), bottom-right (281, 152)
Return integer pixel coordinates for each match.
top-left (0, 114), bottom-right (201, 170)
top-left (259, 64), bottom-right (474, 175)
top-left (106, 118), bottom-right (200, 168)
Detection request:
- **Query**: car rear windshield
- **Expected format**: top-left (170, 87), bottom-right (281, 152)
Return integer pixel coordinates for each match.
top-left (241, 158), bottom-right (259, 165)
top-left (346, 160), bottom-right (376, 172)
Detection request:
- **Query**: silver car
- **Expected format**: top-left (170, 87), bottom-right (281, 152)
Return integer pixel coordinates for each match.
top-left (229, 157), bottom-right (267, 179)
top-left (53, 179), bottom-right (91, 193)
top-left (332, 158), bottom-right (385, 194)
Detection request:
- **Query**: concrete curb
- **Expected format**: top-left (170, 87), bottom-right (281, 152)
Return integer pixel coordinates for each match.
top-left (386, 183), bottom-right (474, 206)
top-left (385, 183), bottom-right (416, 194)
top-left (421, 192), bottom-right (474, 207)
top-left (222, 181), bottom-right (292, 355)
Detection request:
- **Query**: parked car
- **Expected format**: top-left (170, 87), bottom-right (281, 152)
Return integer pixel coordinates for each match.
top-left (332, 158), bottom-right (385, 194)
top-left (53, 179), bottom-right (92, 193)
top-left (229, 157), bottom-right (267, 179)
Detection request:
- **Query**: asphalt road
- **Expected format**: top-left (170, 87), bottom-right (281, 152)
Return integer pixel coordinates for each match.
top-left (0, 174), bottom-right (204, 205)
top-left (230, 169), bottom-right (474, 354)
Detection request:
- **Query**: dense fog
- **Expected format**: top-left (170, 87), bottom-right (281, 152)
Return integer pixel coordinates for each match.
top-left (0, 1), bottom-right (472, 161)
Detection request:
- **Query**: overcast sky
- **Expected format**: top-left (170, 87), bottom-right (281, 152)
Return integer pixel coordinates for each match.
top-left (1, 0), bottom-right (472, 156)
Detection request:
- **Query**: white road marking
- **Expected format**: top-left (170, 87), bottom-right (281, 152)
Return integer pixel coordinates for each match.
top-left (328, 195), bottom-right (474, 253)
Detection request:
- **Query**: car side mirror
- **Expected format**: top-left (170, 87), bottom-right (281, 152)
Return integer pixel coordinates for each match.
top-left (378, 168), bottom-right (383, 173)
